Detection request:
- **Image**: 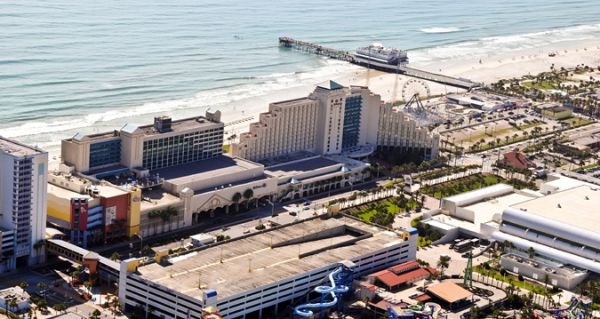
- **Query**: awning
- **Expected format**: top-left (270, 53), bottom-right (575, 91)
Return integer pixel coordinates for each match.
top-left (87, 206), bottom-right (104, 215)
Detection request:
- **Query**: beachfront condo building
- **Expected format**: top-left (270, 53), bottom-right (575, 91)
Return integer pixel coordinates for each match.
top-left (0, 137), bottom-right (48, 271)
top-left (231, 81), bottom-right (439, 162)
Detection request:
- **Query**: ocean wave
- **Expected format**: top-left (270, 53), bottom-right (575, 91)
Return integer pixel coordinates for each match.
top-left (0, 59), bottom-right (359, 139)
top-left (420, 27), bottom-right (461, 34)
top-left (410, 23), bottom-right (600, 65)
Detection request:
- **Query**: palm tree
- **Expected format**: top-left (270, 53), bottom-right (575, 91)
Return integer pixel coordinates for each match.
top-left (70, 270), bottom-right (81, 285)
top-left (437, 255), bottom-right (451, 278)
top-left (232, 192), bottom-right (242, 212)
top-left (243, 188), bottom-right (254, 209)
top-left (528, 246), bottom-right (535, 259)
top-left (8, 298), bottom-right (18, 314)
top-left (110, 252), bottom-right (121, 261)
top-left (557, 293), bottom-right (563, 306)
top-left (53, 303), bottom-right (66, 314)
top-left (89, 309), bottom-right (101, 319)
top-left (36, 282), bottom-right (47, 302)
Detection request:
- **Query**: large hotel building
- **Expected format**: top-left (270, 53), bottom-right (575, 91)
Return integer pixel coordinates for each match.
top-left (0, 137), bottom-right (48, 271)
top-left (232, 81), bottom-right (439, 162)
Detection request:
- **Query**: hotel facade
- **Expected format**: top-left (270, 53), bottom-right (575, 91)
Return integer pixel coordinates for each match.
top-left (232, 81), bottom-right (439, 163)
top-left (0, 137), bottom-right (48, 271)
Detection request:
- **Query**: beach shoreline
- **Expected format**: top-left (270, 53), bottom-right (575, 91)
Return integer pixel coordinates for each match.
top-left (37, 37), bottom-right (600, 168)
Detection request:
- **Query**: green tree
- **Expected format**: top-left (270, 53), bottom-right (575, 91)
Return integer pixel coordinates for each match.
top-left (437, 255), bottom-right (451, 278)
top-left (232, 192), bottom-right (242, 212)
top-left (8, 298), bottom-right (18, 313)
top-left (243, 189), bottom-right (254, 209)
top-left (53, 303), bottom-right (66, 314)
top-left (528, 246), bottom-right (535, 259)
top-left (89, 309), bottom-right (101, 319)
top-left (469, 306), bottom-right (481, 319)
top-left (110, 252), bottom-right (121, 261)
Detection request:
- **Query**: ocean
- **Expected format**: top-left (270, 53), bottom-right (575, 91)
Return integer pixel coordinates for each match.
top-left (2, 0), bottom-right (600, 156)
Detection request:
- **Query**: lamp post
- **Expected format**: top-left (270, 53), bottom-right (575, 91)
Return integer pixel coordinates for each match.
top-left (266, 199), bottom-right (275, 217)
top-left (134, 233), bottom-right (143, 255)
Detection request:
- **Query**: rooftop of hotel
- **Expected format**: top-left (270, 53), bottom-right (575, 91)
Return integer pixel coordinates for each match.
top-left (68, 115), bottom-right (223, 142)
top-left (154, 155), bottom-right (264, 186)
top-left (0, 136), bottom-right (45, 157)
top-left (513, 185), bottom-right (600, 234)
top-left (136, 215), bottom-right (404, 300)
top-left (128, 115), bottom-right (223, 137)
top-left (270, 96), bottom-right (315, 107)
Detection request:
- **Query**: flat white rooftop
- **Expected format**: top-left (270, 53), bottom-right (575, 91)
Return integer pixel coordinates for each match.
top-left (542, 173), bottom-right (596, 193)
top-left (463, 192), bottom-right (536, 225)
top-left (155, 155), bottom-right (263, 187)
top-left (444, 183), bottom-right (514, 206)
top-left (0, 136), bottom-right (45, 157)
top-left (136, 216), bottom-right (403, 300)
top-left (513, 185), bottom-right (600, 234)
top-left (431, 191), bottom-right (537, 234)
top-left (48, 183), bottom-right (91, 200)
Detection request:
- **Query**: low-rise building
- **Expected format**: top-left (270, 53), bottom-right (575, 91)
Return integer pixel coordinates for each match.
top-left (0, 286), bottom-right (30, 312)
top-left (47, 172), bottom-right (142, 246)
top-left (500, 253), bottom-right (588, 290)
top-left (556, 124), bottom-right (600, 157)
top-left (541, 106), bottom-right (573, 120)
top-left (500, 150), bottom-right (535, 170)
top-left (493, 185), bottom-right (600, 275)
top-left (366, 261), bottom-right (434, 292)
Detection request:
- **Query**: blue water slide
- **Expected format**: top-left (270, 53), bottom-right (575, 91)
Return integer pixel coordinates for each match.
top-left (294, 265), bottom-right (352, 318)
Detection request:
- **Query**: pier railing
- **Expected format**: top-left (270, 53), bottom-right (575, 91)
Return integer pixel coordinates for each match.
top-left (279, 37), bottom-right (353, 61)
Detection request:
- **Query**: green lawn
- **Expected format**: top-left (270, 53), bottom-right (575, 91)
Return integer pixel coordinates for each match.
top-left (561, 117), bottom-right (594, 127)
top-left (348, 197), bottom-right (417, 225)
top-left (521, 80), bottom-right (558, 90)
top-left (355, 209), bottom-right (377, 223)
top-left (572, 162), bottom-right (600, 171)
top-left (474, 265), bottom-right (556, 295)
top-left (422, 174), bottom-right (503, 199)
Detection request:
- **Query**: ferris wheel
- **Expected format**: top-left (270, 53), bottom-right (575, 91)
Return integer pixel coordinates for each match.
top-left (401, 79), bottom-right (431, 102)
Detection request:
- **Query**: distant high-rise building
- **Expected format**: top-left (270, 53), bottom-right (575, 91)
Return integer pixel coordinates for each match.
top-left (0, 137), bottom-right (48, 271)
top-left (232, 81), bottom-right (439, 162)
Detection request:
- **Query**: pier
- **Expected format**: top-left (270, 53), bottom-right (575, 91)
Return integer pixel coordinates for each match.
top-left (279, 36), bottom-right (353, 61)
top-left (279, 37), bottom-right (480, 90)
